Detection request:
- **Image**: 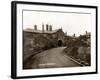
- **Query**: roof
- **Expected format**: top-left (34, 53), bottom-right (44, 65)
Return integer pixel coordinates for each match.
top-left (23, 28), bottom-right (61, 34)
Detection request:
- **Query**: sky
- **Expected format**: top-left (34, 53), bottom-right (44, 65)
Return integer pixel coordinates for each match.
top-left (23, 10), bottom-right (91, 36)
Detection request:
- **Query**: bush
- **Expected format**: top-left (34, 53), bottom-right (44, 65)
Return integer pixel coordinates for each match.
top-left (70, 47), bottom-right (78, 58)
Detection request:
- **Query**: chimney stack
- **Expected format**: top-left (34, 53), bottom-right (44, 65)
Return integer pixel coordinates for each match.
top-left (49, 25), bottom-right (52, 31)
top-left (42, 23), bottom-right (44, 32)
top-left (65, 32), bottom-right (67, 36)
top-left (34, 25), bottom-right (37, 30)
top-left (73, 33), bottom-right (75, 37)
top-left (86, 31), bottom-right (87, 35)
top-left (46, 24), bottom-right (49, 31)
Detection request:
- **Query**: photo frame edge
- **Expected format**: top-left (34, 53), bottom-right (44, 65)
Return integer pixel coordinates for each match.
top-left (11, 1), bottom-right (98, 79)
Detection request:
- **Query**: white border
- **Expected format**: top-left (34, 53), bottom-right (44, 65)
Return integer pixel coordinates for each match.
top-left (17, 3), bottom-right (96, 77)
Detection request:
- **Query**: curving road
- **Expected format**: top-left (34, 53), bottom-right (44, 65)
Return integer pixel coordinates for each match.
top-left (26, 47), bottom-right (80, 69)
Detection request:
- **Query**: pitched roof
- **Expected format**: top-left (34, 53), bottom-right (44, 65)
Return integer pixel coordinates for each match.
top-left (23, 28), bottom-right (60, 34)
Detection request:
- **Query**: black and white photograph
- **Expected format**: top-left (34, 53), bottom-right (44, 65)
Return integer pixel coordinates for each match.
top-left (11, 1), bottom-right (97, 79)
top-left (23, 9), bottom-right (91, 69)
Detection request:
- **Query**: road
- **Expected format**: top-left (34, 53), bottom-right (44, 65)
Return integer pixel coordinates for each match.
top-left (25, 47), bottom-right (80, 69)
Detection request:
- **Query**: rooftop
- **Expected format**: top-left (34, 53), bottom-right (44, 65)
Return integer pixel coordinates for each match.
top-left (23, 28), bottom-right (61, 34)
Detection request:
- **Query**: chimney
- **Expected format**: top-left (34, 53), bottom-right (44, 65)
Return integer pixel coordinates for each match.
top-left (42, 23), bottom-right (44, 32)
top-left (34, 25), bottom-right (37, 30)
top-left (65, 32), bottom-right (67, 36)
top-left (73, 33), bottom-right (75, 37)
top-left (86, 31), bottom-right (87, 35)
top-left (46, 24), bottom-right (49, 31)
top-left (49, 25), bottom-right (52, 31)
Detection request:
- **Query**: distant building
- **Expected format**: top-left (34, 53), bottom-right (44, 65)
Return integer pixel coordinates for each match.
top-left (80, 31), bottom-right (91, 47)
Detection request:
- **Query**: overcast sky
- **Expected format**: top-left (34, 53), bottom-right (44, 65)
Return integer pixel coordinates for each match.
top-left (23, 10), bottom-right (91, 36)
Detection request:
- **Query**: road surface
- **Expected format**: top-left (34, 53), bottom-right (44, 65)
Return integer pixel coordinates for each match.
top-left (25, 47), bottom-right (80, 69)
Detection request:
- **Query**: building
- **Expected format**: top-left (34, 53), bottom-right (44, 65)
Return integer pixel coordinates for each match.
top-left (23, 24), bottom-right (91, 68)
top-left (23, 24), bottom-right (65, 48)
top-left (23, 24), bottom-right (66, 62)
